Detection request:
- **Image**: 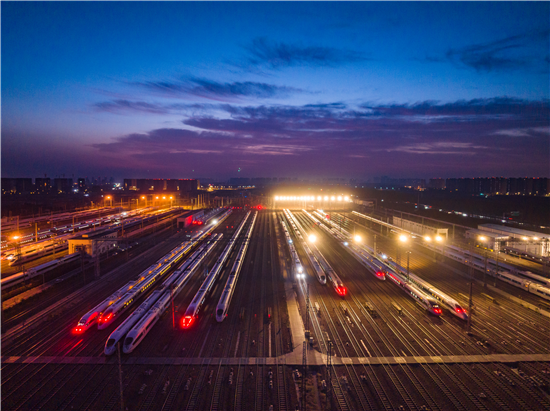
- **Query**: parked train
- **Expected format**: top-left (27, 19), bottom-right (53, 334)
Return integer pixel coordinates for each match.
top-left (215, 212), bottom-right (258, 322)
top-left (182, 212), bottom-right (251, 328)
top-left (117, 237), bottom-right (222, 354)
top-left (442, 246), bottom-right (550, 302)
top-left (8, 242), bottom-right (68, 266)
top-left (1, 252), bottom-right (80, 288)
top-left (385, 271), bottom-right (442, 316)
top-left (282, 209), bottom-right (327, 284)
top-left (446, 245), bottom-right (550, 287)
top-left (383, 259), bottom-right (468, 320)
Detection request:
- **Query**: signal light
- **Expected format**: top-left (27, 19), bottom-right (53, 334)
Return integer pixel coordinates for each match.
top-left (181, 316), bottom-right (194, 328)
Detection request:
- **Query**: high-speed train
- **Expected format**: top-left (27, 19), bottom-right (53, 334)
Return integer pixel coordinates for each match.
top-left (446, 245), bottom-right (550, 287)
top-left (280, 219), bottom-right (305, 278)
top-left (385, 271), bottom-right (442, 316)
top-left (443, 246), bottom-right (550, 302)
top-left (182, 213), bottom-right (251, 328)
top-left (119, 230), bottom-right (226, 354)
top-left (282, 210), bottom-right (326, 284)
top-left (123, 294), bottom-right (169, 353)
top-left (8, 242), bottom-right (68, 266)
top-left (215, 213), bottom-right (258, 322)
top-left (2, 252), bottom-right (80, 288)
top-left (74, 280), bottom-right (138, 333)
top-left (104, 290), bottom-right (161, 355)
top-left (304, 209), bottom-right (384, 282)
top-left (97, 238), bottom-right (201, 330)
top-left (383, 259), bottom-right (468, 320)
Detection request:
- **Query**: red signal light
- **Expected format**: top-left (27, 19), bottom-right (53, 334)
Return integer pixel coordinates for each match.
top-left (181, 315), bottom-right (194, 329)
top-left (336, 286), bottom-right (347, 296)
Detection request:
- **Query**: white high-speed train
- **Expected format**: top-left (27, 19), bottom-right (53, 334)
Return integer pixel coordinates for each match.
top-left (215, 213), bottom-right (258, 322)
top-left (443, 247), bottom-right (550, 302)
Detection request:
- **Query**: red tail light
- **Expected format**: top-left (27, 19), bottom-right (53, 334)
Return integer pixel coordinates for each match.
top-left (376, 271), bottom-right (383, 277)
top-left (336, 286), bottom-right (347, 296)
top-left (181, 315), bottom-right (194, 329)
top-left (73, 326), bottom-right (83, 334)
top-left (455, 307), bottom-right (463, 313)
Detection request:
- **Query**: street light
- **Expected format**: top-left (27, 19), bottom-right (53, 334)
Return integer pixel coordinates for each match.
top-left (478, 236), bottom-right (489, 287)
top-left (399, 235), bottom-right (410, 282)
top-left (354, 235), bottom-right (362, 243)
top-left (308, 234), bottom-right (317, 243)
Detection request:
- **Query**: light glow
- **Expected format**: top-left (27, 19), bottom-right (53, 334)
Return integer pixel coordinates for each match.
top-left (354, 235), bottom-right (362, 243)
top-left (424, 236), bottom-right (431, 242)
top-left (399, 234), bottom-right (408, 243)
top-left (308, 234), bottom-right (317, 243)
top-left (435, 236), bottom-right (443, 242)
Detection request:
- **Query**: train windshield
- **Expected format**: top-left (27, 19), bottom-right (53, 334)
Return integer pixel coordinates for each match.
top-left (217, 309), bottom-right (223, 318)
top-left (124, 337), bottom-right (133, 347)
top-left (106, 338), bottom-right (116, 347)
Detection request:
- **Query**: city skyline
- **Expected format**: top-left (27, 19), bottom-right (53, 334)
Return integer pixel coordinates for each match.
top-left (2, 2), bottom-right (549, 179)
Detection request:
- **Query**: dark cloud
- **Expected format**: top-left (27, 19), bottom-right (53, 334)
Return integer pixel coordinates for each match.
top-left (131, 77), bottom-right (302, 101)
top-left (360, 97), bottom-right (550, 120)
top-left (93, 100), bottom-right (192, 115)
top-left (444, 30), bottom-right (550, 72)
top-left (85, 97), bottom-right (549, 178)
top-left (242, 37), bottom-right (368, 69)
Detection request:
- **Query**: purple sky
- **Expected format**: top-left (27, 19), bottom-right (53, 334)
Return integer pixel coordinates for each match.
top-left (2, 2), bottom-right (549, 180)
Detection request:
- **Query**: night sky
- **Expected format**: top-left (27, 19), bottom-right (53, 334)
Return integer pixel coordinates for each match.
top-left (2, 2), bottom-right (549, 180)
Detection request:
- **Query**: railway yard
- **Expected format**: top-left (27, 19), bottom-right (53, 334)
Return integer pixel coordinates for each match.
top-left (2, 208), bottom-right (550, 411)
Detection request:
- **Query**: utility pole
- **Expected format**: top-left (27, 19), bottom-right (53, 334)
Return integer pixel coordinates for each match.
top-left (35, 223), bottom-right (38, 243)
top-left (467, 263), bottom-right (474, 332)
top-left (171, 282), bottom-right (175, 329)
top-left (305, 283), bottom-right (310, 338)
top-left (494, 250), bottom-right (499, 288)
top-left (406, 250), bottom-right (410, 283)
top-left (117, 342), bottom-right (125, 411)
top-left (327, 340), bottom-right (332, 411)
top-left (95, 241), bottom-right (101, 278)
top-left (483, 249), bottom-right (488, 288)
top-left (302, 340), bottom-right (307, 411)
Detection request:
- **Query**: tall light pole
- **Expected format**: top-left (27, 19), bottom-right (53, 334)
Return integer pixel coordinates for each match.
top-left (399, 234), bottom-right (409, 281)
top-left (479, 236), bottom-right (488, 288)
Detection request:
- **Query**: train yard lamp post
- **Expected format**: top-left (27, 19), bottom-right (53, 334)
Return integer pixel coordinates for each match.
top-left (11, 235), bottom-right (24, 274)
top-left (478, 236), bottom-right (489, 288)
top-left (399, 235), bottom-right (410, 282)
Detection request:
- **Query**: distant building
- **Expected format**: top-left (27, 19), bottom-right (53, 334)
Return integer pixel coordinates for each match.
top-left (35, 177), bottom-right (51, 194)
top-left (1, 178), bottom-right (33, 194)
top-left (78, 178), bottom-right (87, 190)
top-left (428, 178), bottom-right (446, 189)
top-left (445, 177), bottom-right (548, 196)
top-left (123, 178), bottom-right (199, 194)
top-left (53, 178), bottom-right (73, 193)
top-left (375, 177), bottom-right (425, 190)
